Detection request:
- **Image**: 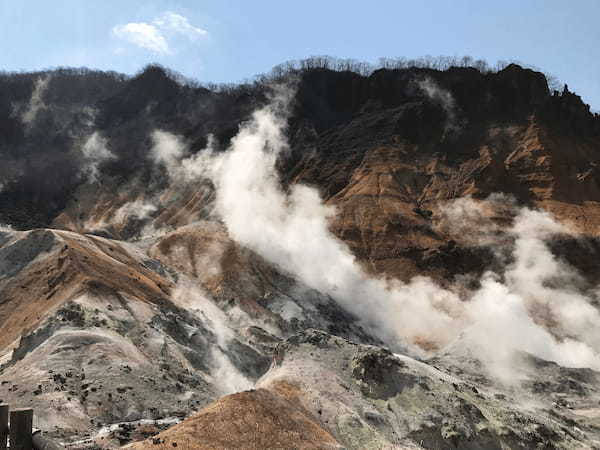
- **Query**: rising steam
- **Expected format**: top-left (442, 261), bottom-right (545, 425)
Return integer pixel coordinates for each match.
top-left (417, 77), bottom-right (463, 134)
top-left (149, 84), bottom-right (600, 381)
top-left (20, 76), bottom-right (51, 125)
top-left (80, 132), bottom-right (115, 183)
top-left (171, 281), bottom-right (253, 394)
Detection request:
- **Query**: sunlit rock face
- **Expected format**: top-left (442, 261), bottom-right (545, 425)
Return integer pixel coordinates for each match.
top-left (1, 62), bottom-right (600, 448)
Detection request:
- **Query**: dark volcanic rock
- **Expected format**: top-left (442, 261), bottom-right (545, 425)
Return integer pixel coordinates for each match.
top-left (0, 229), bottom-right (54, 278)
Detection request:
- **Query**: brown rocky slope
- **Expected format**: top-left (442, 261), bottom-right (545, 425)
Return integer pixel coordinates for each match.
top-left (2, 61), bottom-right (600, 448)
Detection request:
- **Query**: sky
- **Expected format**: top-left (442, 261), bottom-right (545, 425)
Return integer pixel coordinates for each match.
top-left (1, 0), bottom-right (599, 109)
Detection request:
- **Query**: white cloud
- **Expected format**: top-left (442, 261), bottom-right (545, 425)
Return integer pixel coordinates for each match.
top-left (113, 22), bottom-right (170, 54)
top-left (112, 12), bottom-right (207, 55)
top-left (154, 11), bottom-right (208, 41)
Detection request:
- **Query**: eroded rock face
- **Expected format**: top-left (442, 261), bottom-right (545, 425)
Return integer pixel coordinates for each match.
top-left (351, 347), bottom-right (415, 399)
top-left (2, 64), bottom-right (600, 283)
top-left (0, 229), bottom-right (55, 279)
top-left (2, 63), bottom-right (600, 449)
top-left (0, 227), bottom-right (382, 447)
top-left (258, 330), bottom-right (600, 450)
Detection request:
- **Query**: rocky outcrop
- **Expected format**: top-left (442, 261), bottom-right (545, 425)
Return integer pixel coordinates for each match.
top-left (126, 388), bottom-right (343, 450)
top-left (2, 61), bottom-right (600, 448)
top-left (283, 66), bottom-right (600, 279)
top-left (0, 225), bottom-right (379, 446)
top-left (259, 330), bottom-right (600, 449)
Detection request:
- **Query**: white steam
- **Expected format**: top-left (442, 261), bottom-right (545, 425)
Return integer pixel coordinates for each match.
top-left (150, 130), bottom-right (216, 182)
top-left (21, 76), bottom-right (50, 125)
top-left (448, 204), bottom-right (600, 381)
top-left (172, 281), bottom-right (253, 395)
top-left (113, 199), bottom-right (157, 224)
top-left (417, 77), bottom-right (461, 134)
top-left (150, 85), bottom-right (600, 381)
top-left (200, 86), bottom-right (465, 350)
top-left (80, 132), bottom-right (115, 183)
top-left (150, 130), bottom-right (186, 175)
top-left (0, 223), bottom-right (14, 233)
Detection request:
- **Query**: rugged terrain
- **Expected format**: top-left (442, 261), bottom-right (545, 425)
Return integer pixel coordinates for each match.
top-left (1, 61), bottom-right (600, 448)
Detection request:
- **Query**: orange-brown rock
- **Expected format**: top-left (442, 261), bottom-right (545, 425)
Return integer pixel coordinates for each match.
top-left (126, 388), bottom-right (342, 450)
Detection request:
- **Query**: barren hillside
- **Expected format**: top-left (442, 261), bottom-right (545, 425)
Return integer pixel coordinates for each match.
top-left (1, 61), bottom-right (600, 449)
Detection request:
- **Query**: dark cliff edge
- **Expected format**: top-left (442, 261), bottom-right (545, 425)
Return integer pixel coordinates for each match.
top-left (0, 62), bottom-right (598, 230)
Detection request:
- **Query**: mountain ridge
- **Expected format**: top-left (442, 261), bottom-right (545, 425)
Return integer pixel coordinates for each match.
top-left (1, 60), bottom-right (600, 448)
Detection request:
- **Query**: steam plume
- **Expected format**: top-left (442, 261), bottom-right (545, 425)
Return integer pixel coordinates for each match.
top-left (172, 281), bottom-right (253, 394)
top-left (417, 77), bottom-right (462, 134)
top-left (80, 132), bottom-right (115, 183)
top-left (150, 85), bottom-right (600, 381)
top-left (21, 76), bottom-right (50, 125)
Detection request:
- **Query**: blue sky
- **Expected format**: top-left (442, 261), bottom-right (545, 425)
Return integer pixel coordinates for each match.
top-left (1, 0), bottom-right (599, 109)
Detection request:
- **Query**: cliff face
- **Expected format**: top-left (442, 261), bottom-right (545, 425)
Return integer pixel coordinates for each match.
top-left (3, 63), bottom-right (600, 281)
top-left (2, 63), bottom-right (600, 448)
top-left (285, 65), bottom-right (600, 280)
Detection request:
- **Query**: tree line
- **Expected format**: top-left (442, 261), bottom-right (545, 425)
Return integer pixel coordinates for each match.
top-left (0, 55), bottom-right (563, 95)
